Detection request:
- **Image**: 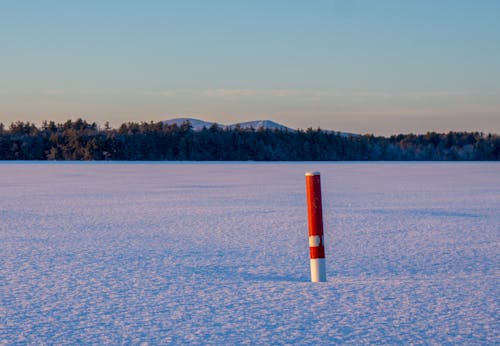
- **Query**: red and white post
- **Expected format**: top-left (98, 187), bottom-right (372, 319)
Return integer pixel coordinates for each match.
top-left (305, 172), bottom-right (326, 282)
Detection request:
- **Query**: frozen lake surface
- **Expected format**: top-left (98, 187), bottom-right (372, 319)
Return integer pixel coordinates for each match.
top-left (1, 162), bottom-right (499, 344)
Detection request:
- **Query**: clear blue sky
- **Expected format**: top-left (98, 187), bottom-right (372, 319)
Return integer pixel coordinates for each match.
top-left (1, 0), bottom-right (499, 134)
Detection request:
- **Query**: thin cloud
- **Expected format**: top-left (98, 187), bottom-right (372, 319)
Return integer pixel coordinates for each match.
top-left (0, 90), bottom-right (28, 95)
top-left (149, 89), bottom-right (301, 99)
top-left (202, 89), bottom-right (300, 98)
top-left (39, 89), bottom-right (121, 96)
top-left (145, 90), bottom-right (195, 98)
top-left (40, 89), bottom-right (67, 95)
top-left (349, 90), bottom-right (497, 100)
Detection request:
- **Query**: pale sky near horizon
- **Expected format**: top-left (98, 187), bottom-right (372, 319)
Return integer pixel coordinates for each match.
top-left (1, 0), bottom-right (499, 135)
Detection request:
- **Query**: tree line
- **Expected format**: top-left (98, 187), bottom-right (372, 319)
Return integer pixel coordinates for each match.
top-left (0, 118), bottom-right (499, 160)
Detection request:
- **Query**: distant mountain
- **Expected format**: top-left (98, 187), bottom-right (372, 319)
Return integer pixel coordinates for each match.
top-left (227, 120), bottom-right (293, 131)
top-left (162, 117), bottom-right (356, 136)
top-left (163, 118), bottom-right (216, 131)
top-left (163, 118), bottom-right (294, 131)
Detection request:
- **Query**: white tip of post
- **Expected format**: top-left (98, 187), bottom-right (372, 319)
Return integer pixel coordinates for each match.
top-left (310, 258), bottom-right (326, 282)
top-left (305, 171), bottom-right (321, 176)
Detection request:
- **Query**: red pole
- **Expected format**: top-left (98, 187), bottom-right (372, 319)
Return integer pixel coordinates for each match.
top-left (305, 172), bottom-right (326, 282)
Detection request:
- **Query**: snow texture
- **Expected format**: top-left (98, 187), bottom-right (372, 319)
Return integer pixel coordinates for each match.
top-left (1, 162), bottom-right (499, 345)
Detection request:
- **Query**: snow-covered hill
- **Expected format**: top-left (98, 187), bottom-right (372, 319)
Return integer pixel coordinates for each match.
top-left (227, 120), bottom-right (292, 131)
top-left (163, 118), bottom-right (217, 131)
top-left (163, 117), bottom-right (294, 131)
top-left (163, 117), bottom-right (358, 136)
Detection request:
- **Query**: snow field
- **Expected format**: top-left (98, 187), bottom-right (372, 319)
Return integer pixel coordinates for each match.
top-left (0, 162), bottom-right (499, 344)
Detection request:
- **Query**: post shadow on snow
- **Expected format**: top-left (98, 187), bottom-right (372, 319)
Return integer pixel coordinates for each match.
top-left (237, 271), bottom-right (306, 283)
top-left (175, 244), bottom-right (491, 283)
top-left (178, 264), bottom-right (307, 283)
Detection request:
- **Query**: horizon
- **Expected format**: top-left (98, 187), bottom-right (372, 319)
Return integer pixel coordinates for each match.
top-left (4, 116), bottom-right (500, 137)
top-left (1, 0), bottom-right (499, 135)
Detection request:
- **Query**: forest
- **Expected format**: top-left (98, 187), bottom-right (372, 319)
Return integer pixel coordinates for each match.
top-left (0, 118), bottom-right (499, 161)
